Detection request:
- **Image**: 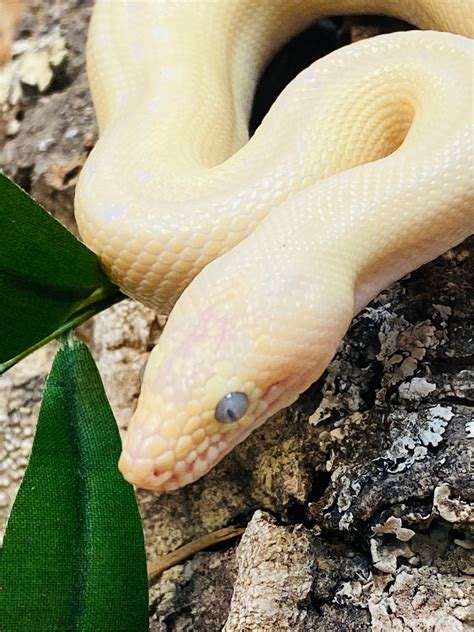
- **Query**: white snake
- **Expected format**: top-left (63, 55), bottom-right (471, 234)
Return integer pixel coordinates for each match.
top-left (75, 1), bottom-right (474, 491)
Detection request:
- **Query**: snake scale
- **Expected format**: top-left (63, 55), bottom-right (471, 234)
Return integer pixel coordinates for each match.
top-left (75, 0), bottom-right (474, 491)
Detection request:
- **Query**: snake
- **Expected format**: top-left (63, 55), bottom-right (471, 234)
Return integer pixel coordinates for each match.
top-left (74, 0), bottom-right (474, 492)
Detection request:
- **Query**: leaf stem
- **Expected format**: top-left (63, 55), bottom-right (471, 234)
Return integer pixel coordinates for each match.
top-left (0, 288), bottom-right (124, 374)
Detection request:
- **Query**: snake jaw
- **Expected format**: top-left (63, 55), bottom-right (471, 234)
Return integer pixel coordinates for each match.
top-left (118, 426), bottom-right (239, 491)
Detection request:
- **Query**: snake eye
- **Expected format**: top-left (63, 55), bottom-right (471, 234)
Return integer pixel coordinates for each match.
top-left (215, 392), bottom-right (249, 424)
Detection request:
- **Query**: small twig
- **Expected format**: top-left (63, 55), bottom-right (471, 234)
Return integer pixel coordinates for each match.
top-left (147, 525), bottom-right (246, 583)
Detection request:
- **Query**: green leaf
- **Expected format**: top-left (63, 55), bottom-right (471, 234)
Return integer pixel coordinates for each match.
top-left (0, 173), bottom-right (124, 373)
top-left (0, 336), bottom-right (149, 632)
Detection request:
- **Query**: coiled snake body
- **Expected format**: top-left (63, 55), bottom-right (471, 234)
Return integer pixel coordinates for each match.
top-left (75, 1), bottom-right (474, 491)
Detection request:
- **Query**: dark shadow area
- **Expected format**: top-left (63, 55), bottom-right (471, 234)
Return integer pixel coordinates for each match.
top-left (249, 17), bottom-right (349, 135)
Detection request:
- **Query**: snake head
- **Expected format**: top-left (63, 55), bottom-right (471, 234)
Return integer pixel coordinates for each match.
top-left (119, 320), bottom-right (306, 491)
top-left (120, 318), bottom-right (263, 491)
top-left (118, 226), bottom-right (353, 491)
top-left (118, 278), bottom-right (281, 491)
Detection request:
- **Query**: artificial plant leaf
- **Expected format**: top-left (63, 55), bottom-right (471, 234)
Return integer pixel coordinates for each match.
top-left (0, 336), bottom-right (148, 632)
top-left (0, 172), bottom-right (123, 373)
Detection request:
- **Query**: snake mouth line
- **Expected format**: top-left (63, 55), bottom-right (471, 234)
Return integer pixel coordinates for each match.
top-left (149, 435), bottom-right (235, 491)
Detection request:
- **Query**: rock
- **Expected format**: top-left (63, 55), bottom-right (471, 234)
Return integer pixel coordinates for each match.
top-left (223, 511), bottom-right (317, 631)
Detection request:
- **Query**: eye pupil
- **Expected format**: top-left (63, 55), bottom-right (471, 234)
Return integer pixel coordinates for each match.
top-left (215, 391), bottom-right (249, 424)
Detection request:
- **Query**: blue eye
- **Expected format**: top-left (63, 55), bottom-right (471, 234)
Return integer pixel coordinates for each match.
top-left (215, 392), bottom-right (249, 424)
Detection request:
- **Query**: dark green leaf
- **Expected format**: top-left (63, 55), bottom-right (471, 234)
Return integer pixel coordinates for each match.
top-left (0, 337), bottom-right (148, 632)
top-left (0, 173), bottom-right (123, 372)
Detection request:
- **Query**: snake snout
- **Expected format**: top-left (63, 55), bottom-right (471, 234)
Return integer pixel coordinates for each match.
top-left (118, 415), bottom-right (233, 491)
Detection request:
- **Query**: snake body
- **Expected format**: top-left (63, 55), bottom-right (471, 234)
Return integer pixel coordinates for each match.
top-left (75, 1), bottom-right (474, 491)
